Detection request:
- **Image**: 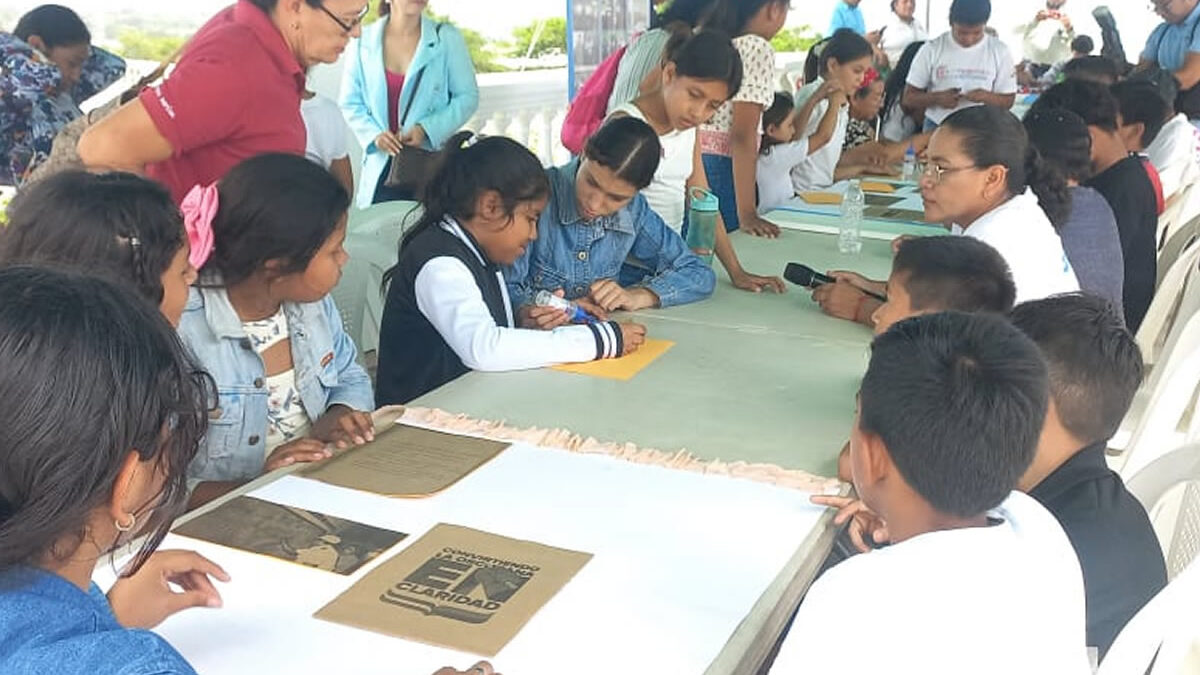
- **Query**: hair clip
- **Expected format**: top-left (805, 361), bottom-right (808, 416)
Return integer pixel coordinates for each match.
top-left (462, 133), bottom-right (483, 149)
top-left (180, 183), bottom-right (218, 270)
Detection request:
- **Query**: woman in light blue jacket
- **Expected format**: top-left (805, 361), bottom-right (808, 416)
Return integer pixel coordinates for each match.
top-left (339, 1), bottom-right (479, 207)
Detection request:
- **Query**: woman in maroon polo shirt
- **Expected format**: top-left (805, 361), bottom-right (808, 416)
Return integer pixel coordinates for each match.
top-left (78, 0), bottom-right (368, 203)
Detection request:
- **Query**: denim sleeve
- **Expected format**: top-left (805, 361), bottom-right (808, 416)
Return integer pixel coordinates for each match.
top-left (503, 233), bottom-right (538, 310)
top-left (627, 196), bottom-right (716, 307)
top-left (321, 296), bottom-right (376, 412)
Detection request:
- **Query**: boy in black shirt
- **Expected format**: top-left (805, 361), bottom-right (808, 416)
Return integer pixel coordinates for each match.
top-left (1032, 80), bottom-right (1157, 332)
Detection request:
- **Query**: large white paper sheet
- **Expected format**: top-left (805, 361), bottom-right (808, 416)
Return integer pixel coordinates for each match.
top-left (143, 442), bottom-right (826, 675)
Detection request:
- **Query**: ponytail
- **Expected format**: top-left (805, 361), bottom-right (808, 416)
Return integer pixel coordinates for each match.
top-left (1024, 146), bottom-right (1073, 231)
top-left (942, 106), bottom-right (1072, 231)
top-left (382, 131), bottom-right (549, 287)
top-left (661, 27), bottom-right (743, 97)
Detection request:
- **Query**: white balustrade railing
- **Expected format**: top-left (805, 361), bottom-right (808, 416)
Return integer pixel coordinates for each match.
top-left (309, 61), bottom-right (571, 181)
top-left (465, 69), bottom-right (571, 167)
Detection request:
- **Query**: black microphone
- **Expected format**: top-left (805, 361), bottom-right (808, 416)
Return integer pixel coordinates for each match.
top-left (784, 263), bottom-right (836, 288)
top-left (784, 263), bottom-right (887, 301)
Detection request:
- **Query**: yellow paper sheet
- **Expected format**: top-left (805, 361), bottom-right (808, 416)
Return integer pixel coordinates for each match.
top-left (551, 338), bottom-right (674, 380)
top-left (798, 191), bottom-right (842, 205)
top-left (859, 181), bottom-right (897, 193)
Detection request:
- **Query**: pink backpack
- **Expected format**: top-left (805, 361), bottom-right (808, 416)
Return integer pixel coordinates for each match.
top-left (561, 43), bottom-right (630, 155)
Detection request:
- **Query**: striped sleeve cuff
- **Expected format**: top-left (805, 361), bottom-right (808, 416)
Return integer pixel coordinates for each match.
top-left (587, 321), bottom-right (624, 360)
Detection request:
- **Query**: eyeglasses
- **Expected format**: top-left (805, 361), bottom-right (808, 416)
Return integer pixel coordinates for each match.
top-left (921, 163), bottom-right (977, 184)
top-left (317, 3), bottom-right (370, 34)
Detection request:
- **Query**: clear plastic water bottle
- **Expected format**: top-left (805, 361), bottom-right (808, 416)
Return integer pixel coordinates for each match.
top-left (839, 179), bottom-right (865, 254)
top-left (685, 186), bottom-right (719, 266)
top-left (902, 144), bottom-right (917, 182)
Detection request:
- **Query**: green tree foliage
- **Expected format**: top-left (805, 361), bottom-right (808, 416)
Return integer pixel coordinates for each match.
top-left (510, 17), bottom-right (567, 58)
top-left (115, 29), bottom-right (187, 62)
top-left (771, 25), bottom-right (822, 54)
top-left (363, 3), bottom-right (508, 72)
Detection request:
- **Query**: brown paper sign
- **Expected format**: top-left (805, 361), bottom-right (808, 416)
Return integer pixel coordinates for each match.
top-left (301, 424), bottom-right (509, 497)
top-left (173, 496), bottom-right (407, 575)
top-left (314, 524), bottom-right (592, 656)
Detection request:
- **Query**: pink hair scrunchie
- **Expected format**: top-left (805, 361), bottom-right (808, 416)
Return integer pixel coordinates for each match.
top-left (180, 183), bottom-right (218, 270)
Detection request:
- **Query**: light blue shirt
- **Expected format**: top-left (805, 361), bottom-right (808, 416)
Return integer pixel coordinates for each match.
top-left (1142, 1), bottom-right (1200, 73)
top-left (0, 567), bottom-right (195, 675)
top-left (177, 286), bottom-right (374, 486)
top-left (339, 15), bottom-right (480, 207)
top-left (828, 2), bottom-right (867, 37)
top-left (503, 160), bottom-right (716, 310)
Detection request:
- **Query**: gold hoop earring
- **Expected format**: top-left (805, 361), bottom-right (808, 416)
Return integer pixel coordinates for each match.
top-left (115, 513), bottom-right (137, 532)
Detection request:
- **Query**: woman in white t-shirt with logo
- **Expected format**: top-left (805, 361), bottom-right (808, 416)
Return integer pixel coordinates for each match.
top-left (903, 0), bottom-right (1016, 132)
top-left (609, 28), bottom-right (784, 293)
top-left (921, 105), bottom-right (1079, 303)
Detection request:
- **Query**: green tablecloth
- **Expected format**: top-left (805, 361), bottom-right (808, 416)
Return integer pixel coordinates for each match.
top-left (414, 228), bottom-right (896, 477)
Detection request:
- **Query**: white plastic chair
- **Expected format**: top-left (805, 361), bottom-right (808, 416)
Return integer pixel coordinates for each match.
top-left (1096, 555), bottom-right (1200, 675)
top-left (1111, 241), bottom-right (1200, 461)
top-left (1139, 236), bottom-right (1200, 369)
top-left (1118, 302), bottom-right (1200, 479)
top-left (1100, 444), bottom-right (1200, 675)
top-left (1159, 212), bottom-right (1200, 284)
top-left (332, 202), bottom-right (419, 357)
top-left (1126, 442), bottom-right (1200, 580)
top-left (1158, 183), bottom-right (1195, 254)
top-left (347, 200), bottom-right (419, 237)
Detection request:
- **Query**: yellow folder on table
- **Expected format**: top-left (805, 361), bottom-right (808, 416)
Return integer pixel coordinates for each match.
top-left (798, 192), bottom-right (843, 205)
top-left (859, 181), bottom-right (897, 193)
top-left (551, 339), bottom-right (674, 380)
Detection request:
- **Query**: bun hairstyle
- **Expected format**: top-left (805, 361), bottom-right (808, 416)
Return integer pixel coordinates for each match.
top-left (941, 106), bottom-right (1073, 230)
top-left (1023, 107), bottom-right (1093, 183)
top-left (661, 26), bottom-right (744, 98)
top-left (383, 131), bottom-right (550, 285)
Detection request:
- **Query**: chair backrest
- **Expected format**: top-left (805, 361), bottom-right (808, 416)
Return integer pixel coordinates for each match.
top-left (1157, 183), bottom-right (1192, 253)
top-left (1140, 236), bottom-right (1200, 368)
top-left (347, 201), bottom-right (419, 237)
top-left (1127, 442), bottom-right (1200, 578)
top-left (1119, 307), bottom-right (1200, 480)
top-left (1159, 210), bottom-right (1200, 278)
top-left (1096, 554), bottom-right (1200, 675)
top-left (333, 202), bottom-right (418, 357)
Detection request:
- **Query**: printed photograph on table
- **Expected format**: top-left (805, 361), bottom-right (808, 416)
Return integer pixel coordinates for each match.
top-left (316, 524), bottom-right (593, 656)
top-left (172, 496), bottom-right (408, 575)
top-left (302, 423), bottom-right (510, 497)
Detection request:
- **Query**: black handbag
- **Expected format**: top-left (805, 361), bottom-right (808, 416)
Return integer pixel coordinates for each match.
top-left (383, 24), bottom-right (442, 194)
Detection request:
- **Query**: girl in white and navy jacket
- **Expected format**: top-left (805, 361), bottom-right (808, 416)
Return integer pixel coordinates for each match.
top-left (375, 132), bottom-right (647, 405)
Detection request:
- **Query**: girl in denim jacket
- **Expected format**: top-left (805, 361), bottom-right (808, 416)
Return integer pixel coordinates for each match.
top-left (176, 154), bottom-right (375, 508)
top-left (375, 132), bottom-right (647, 406)
top-left (505, 116), bottom-right (716, 331)
top-left (0, 266), bottom-right (223, 675)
